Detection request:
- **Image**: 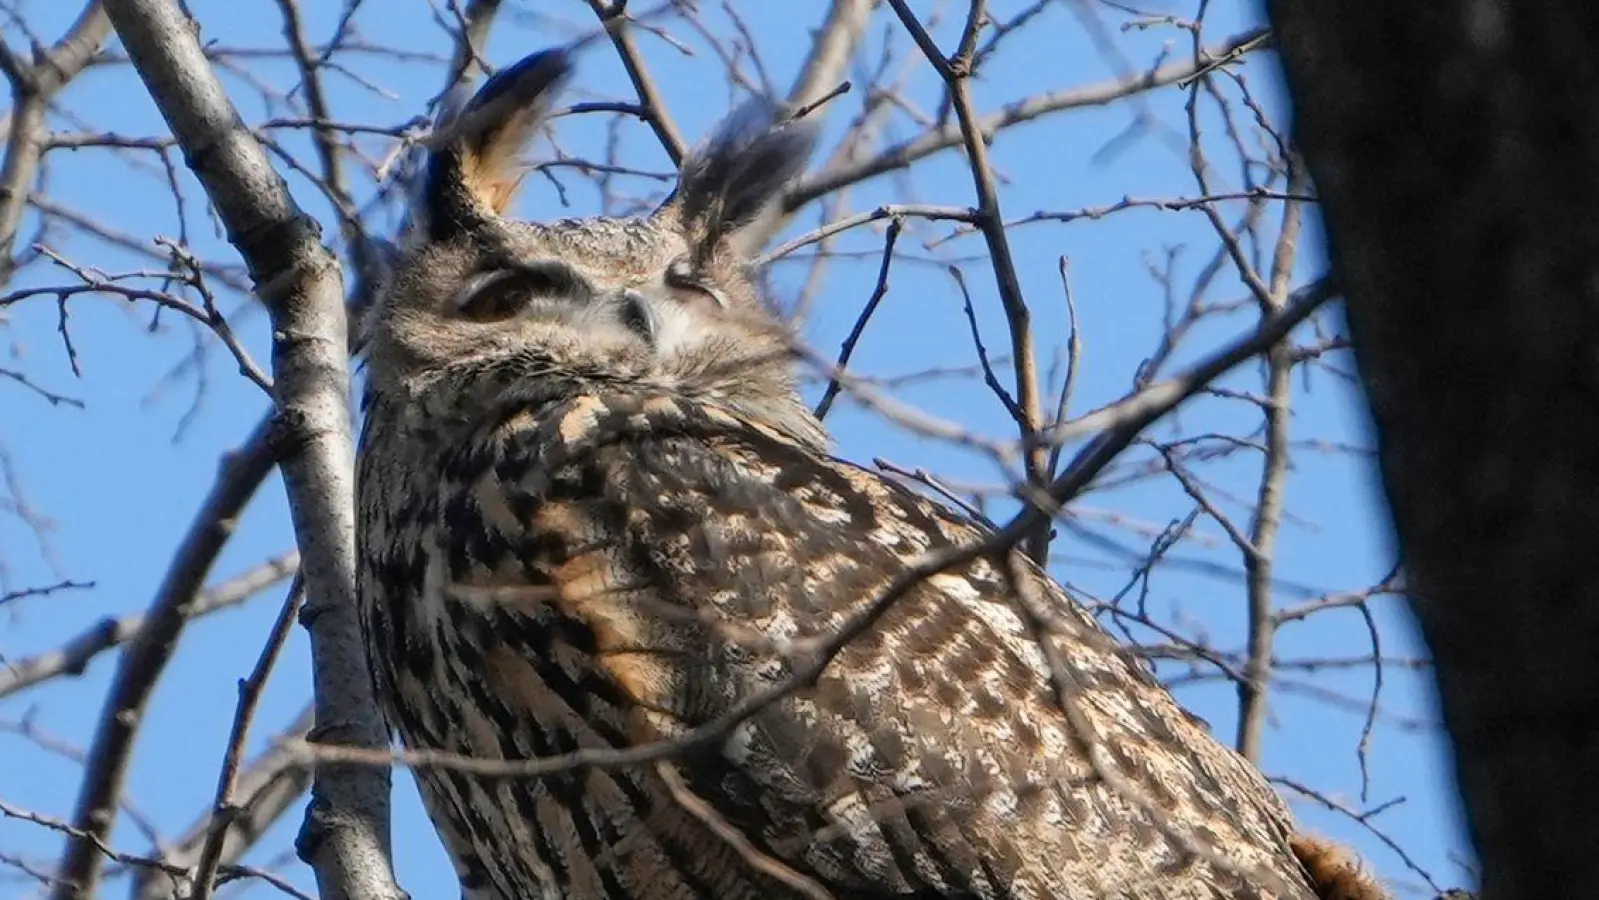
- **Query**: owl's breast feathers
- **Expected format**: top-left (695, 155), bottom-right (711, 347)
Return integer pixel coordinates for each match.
top-left (357, 389), bottom-right (1320, 900)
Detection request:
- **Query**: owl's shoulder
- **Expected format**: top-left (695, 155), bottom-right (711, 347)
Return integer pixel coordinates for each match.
top-left (465, 390), bottom-right (977, 537)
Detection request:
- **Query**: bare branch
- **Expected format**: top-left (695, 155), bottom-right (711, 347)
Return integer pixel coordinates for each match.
top-left (191, 576), bottom-right (305, 900)
top-left (585, 0), bottom-right (686, 163)
top-left (1, 800), bottom-right (313, 900)
top-left (886, 0), bottom-right (1051, 564)
top-left (813, 216), bottom-right (901, 420)
top-left (0, 3), bottom-right (113, 283)
top-left (786, 26), bottom-right (1272, 210)
top-left (787, 0), bottom-right (876, 109)
top-left (1236, 162), bottom-right (1308, 763)
top-left (134, 707), bottom-right (315, 900)
top-left (92, 3), bottom-right (401, 900)
top-left (0, 554), bottom-right (296, 700)
top-left (51, 415), bottom-right (278, 899)
top-left (0, 578), bottom-right (94, 608)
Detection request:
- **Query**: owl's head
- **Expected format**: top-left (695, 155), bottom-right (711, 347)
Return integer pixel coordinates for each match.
top-left (361, 49), bottom-right (826, 447)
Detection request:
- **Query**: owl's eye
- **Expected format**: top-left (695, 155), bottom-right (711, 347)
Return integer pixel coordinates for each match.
top-left (453, 264), bottom-right (574, 322)
top-left (664, 259), bottom-right (726, 309)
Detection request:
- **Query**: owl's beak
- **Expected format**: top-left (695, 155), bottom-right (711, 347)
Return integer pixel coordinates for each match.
top-left (617, 290), bottom-right (658, 343)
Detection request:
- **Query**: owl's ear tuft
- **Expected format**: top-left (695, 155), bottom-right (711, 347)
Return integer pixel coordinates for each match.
top-left (423, 49), bottom-right (573, 240)
top-left (662, 96), bottom-right (820, 259)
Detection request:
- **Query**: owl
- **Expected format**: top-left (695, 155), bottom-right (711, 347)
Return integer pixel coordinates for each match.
top-left (355, 48), bottom-right (1375, 900)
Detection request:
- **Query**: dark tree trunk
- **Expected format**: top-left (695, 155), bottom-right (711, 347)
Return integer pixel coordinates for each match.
top-left (1262, 4), bottom-right (1599, 899)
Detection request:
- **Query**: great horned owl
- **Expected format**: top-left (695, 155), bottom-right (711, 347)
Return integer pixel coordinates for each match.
top-left (355, 48), bottom-right (1348, 900)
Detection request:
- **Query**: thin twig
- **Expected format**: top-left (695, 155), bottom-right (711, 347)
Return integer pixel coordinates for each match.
top-left (813, 217), bottom-right (901, 420)
top-left (190, 575), bottom-right (306, 900)
top-left (786, 26), bottom-right (1273, 209)
top-left (887, 0), bottom-right (1052, 561)
top-left (0, 553), bottom-right (296, 700)
top-left (0, 2), bottom-right (112, 284)
top-left (134, 706), bottom-right (315, 900)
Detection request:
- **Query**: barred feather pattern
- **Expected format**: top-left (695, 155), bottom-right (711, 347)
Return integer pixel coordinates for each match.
top-left (356, 386), bottom-right (1323, 900)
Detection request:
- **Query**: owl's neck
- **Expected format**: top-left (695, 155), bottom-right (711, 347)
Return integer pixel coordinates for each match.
top-left (363, 366), bottom-right (830, 462)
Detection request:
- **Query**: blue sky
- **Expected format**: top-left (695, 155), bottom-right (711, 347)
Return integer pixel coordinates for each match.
top-left (0, 2), bottom-right (1472, 898)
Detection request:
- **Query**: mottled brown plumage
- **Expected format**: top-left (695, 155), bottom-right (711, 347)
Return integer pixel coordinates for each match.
top-left (356, 48), bottom-right (1336, 900)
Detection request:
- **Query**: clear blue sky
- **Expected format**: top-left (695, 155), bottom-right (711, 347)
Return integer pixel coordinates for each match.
top-left (0, 2), bottom-right (1472, 898)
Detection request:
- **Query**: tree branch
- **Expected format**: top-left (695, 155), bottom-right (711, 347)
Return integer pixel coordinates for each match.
top-left (133, 707), bottom-right (314, 900)
top-left (1267, 4), bottom-right (1599, 897)
top-left (0, 553), bottom-right (296, 701)
top-left (785, 25), bottom-right (1271, 211)
top-left (586, 0), bottom-right (686, 164)
top-left (51, 415), bottom-right (278, 900)
top-left (191, 576), bottom-right (305, 900)
top-left (1235, 161), bottom-right (1308, 763)
top-left (887, 0), bottom-right (1052, 561)
top-left (95, 3), bottom-right (401, 900)
top-left (786, 0), bottom-right (876, 108)
top-left (0, 2), bottom-right (112, 284)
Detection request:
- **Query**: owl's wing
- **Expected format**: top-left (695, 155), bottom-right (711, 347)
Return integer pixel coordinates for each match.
top-left (447, 392), bottom-right (1318, 900)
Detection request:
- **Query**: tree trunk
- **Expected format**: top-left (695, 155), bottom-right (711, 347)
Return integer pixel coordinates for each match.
top-left (1264, 5), bottom-right (1599, 899)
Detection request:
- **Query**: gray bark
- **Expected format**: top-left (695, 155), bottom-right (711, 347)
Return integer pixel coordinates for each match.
top-left (99, 2), bottom-right (402, 899)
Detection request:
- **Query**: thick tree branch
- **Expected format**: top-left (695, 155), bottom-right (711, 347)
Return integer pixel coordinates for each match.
top-left (1266, 4), bottom-right (1599, 898)
top-left (51, 415), bottom-right (278, 900)
top-left (95, 3), bottom-right (401, 900)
